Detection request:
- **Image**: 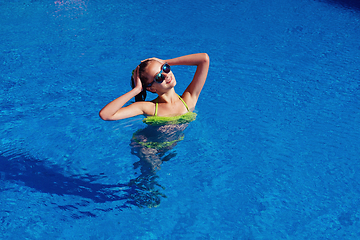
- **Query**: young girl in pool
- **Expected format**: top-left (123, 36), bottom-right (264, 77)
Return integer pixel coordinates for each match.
top-left (99, 53), bottom-right (209, 122)
top-left (99, 54), bottom-right (209, 206)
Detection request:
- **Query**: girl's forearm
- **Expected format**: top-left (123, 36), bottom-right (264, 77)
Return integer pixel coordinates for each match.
top-left (166, 53), bottom-right (209, 67)
top-left (99, 87), bottom-right (141, 120)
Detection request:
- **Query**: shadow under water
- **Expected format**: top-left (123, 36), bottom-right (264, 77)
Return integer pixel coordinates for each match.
top-left (0, 123), bottom-right (189, 217)
top-left (318, 0), bottom-right (360, 10)
top-left (0, 153), bottom-right (128, 208)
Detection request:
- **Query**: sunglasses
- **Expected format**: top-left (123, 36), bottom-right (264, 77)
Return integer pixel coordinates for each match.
top-left (146, 63), bottom-right (171, 88)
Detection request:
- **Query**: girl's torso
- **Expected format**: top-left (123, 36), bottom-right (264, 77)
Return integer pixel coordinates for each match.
top-left (143, 94), bottom-right (196, 126)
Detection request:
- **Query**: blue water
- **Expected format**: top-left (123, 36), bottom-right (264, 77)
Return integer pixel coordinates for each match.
top-left (1, 0), bottom-right (360, 239)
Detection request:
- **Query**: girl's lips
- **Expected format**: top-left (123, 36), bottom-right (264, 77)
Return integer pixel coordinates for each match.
top-left (166, 77), bottom-right (172, 84)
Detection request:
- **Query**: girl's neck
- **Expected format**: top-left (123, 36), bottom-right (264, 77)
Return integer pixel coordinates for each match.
top-left (157, 88), bottom-right (178, 103)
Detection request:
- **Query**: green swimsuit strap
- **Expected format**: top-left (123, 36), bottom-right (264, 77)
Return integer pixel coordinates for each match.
top-left (155, 98), bottom-right (158, 116)
top-left (154, 94), bottom-right (189, 117)
top-left (177, 94), bottom-right (190, 111)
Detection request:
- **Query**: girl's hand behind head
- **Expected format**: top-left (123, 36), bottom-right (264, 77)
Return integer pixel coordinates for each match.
top-left (133, 66), bottom-right (143, 91)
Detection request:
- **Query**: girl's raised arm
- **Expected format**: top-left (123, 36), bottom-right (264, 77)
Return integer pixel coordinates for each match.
top-left (166, 53), bottom-right (210, 109)
top-left (99, 66), bottom-right (148, 121)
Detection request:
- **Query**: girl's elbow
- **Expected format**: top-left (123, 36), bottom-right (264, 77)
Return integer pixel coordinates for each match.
top-left (202, 53), bottom-right (210, 63)
top-left (99, 110), bottom-right (112, 121)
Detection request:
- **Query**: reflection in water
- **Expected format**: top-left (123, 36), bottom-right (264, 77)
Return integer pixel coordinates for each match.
top-left (0, 123), bottom-right (189, 216)
top-left (128, 123), bottom-right (189, 208)
top-left (53, 0), bottom-right (88, 18)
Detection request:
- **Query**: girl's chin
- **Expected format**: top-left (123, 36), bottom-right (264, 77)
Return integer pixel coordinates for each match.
top-left (166, 78), bottom-right (176, 87)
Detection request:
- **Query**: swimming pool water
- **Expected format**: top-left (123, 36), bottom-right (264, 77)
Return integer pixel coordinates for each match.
top-left (1, 0), bottom-right (360, 239)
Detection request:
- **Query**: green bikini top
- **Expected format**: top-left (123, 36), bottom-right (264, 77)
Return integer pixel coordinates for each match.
top-left (143, 95), bottom-right (197, 126)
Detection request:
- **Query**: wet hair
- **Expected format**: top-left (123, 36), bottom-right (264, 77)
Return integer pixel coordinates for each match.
top-left (131, 60), bottom-right (152, 102)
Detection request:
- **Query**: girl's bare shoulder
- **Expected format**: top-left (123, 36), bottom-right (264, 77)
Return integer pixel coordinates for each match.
top-left (132, 100), bottom-right (156, 116)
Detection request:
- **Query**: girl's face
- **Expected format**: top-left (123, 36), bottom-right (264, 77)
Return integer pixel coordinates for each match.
top-left (143, 61), bottom-right (176, 91)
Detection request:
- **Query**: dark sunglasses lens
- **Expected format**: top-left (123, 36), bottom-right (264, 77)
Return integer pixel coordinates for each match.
top-left (163, 63), bottom-right (170, 73)
top-left (155, 73), bottom-right (165, 83)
